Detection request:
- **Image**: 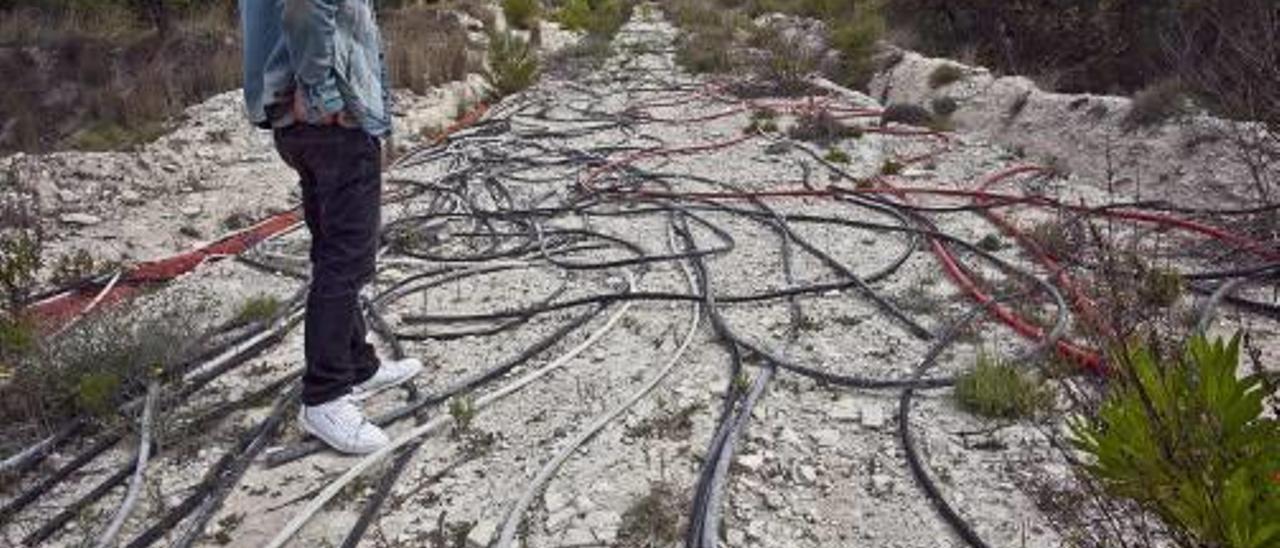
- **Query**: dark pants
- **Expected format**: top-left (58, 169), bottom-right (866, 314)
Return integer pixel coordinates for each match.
top-left (274, 124), bottom-right (383, 406)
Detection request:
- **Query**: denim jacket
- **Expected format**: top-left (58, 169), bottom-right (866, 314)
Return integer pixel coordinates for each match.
top-left (240, 0), bottom-right (392, 137)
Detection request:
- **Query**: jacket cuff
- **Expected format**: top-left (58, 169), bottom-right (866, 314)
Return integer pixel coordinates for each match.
top-left (303, 77), bottom-right (344, 123)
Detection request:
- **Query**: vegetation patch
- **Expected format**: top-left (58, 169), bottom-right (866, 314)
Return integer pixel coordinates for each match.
top-left (616, 482), bottom-right (687, 548)
top-left (1070, 335), bottom-right (1280, 548)
top-left (486, 30), bottom-right (541, 97)
top-left (502, 0), bottom-right (541, 30)
top-left (954, 353), bottom-right (1052, 419)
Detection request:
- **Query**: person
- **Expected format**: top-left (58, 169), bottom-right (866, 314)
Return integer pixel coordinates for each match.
top-left (240, 0), bottom-right (422, 454)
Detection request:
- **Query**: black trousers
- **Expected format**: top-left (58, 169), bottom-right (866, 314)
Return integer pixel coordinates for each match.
top-left (274, 124), bottom-right (383, 406)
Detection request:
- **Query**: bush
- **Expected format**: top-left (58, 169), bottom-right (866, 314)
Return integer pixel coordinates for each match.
top-left (954, 353), bottom-right (1052, 419)
top-left (501, 0), bottom-right (540, 30)
top-left (383, 4), bottom-right (473, 95)
top-left (1070, 334), bottom-right (1280, 548)
top-left (486, 30), bottom-right (540, 97)
top-left (827, 1), bottom-right (885, 89)
top-left (927, 63), bottom-right (964, 89)
top-left (230, 294), bottom-right (281, 328)
top-left (557, 0), bottom-right (631, 37)
top-left (1122, 79), bottom-right (1189, 131)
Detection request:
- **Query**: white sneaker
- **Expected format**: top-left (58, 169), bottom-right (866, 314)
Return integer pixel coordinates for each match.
top-left (350, 357), bottom-right (424, 402)
top-left (299, 397), bottom-right (389, 454)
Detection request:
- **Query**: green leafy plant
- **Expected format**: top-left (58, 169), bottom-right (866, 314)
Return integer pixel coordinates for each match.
top-left (954, 353), bottom-right (1052, 419)
top-left (824, 148), bottom-right (850, 164)
top-left (0, 229), bottom-right (42, 311)
top-left (449, 395), bottom-right (477, 434)
top-left (502, 0), bottom-right (540, 30)
top-left (1070, 334), bottom-right (1280, 548)
top-left (486, 30), bottom-right (540, 97)
top-left (230, 295), bottom-right (281, 327)
top-left (880, 158), bottom-right (904, 176)
top-left (928, 64), bottom-right (965, 89)
top-left (556, 0), bottom-right (630, 36)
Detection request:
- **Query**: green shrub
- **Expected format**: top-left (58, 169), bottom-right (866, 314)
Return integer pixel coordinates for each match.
top-left (230, 295), bottom-right (281, 327)
top-left (828, 2), bottom-right (885, 89)
top-left (501, 0), bottom-right (540, 30)
top-left (1070, 334), bottom-right (1280, 548)
top-left (675, 29), bottom-right (734, 74)
top-left (880, 158), bottom-right (903, 176)
top-left (0, 230), bottom-right (41, 310)
top-left (928, 64), bottom-right (965, 89)
top-left (486, 30), bottom-right (540, 97)
top-left (823, 148), bottom-right (850, 164)
top-left (954, 353), bottom-right (1052, 419)
top-left (557, 0), bottom-right (631, 36)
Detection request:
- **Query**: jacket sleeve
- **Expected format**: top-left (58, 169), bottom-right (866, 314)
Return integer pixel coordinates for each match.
top-left (282, 0), bottom-right (344, 123)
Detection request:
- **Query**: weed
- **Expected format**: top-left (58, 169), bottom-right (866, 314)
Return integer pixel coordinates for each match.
top-left (383, 4), bottom-right (473, 95)
top-left (674, 28), bottom-right (734, 74)
top-left (1138, 266), bottom-right (1184, 308)
top-left (928, 64), bottom-right (965, 89)
top-left (751, 25), bottom-right (822, 96)
top-left (49, 249), bottom-right (106, 286)
top-left (880, 159), bottom-right (904, 176)
top-left (1070, 334), bottom-right (1280, 548)
top-left (789, 108), bottom-right (849, 144)
top-left (556, 0), bottom-right (632, 37)
top-left (221, 211), bottom-right (255, 231)
top-left (0, 228), bottom-right (42, 310)
top-left (230, 295), bottom-right (281, 328)
top-left (626, 402), bottom-right (704, 440)
top-left (616, 482), bottom-right (687, 548)
top-left (824, 148), bottom-right (850, 164)
top-left (976, 233), bottom-right (1004, 252)
top-left (828, 3), bottom-right (886, 89)
top-left (954, 353), bottom-right (1052, 419)
top-left (879, 102), bottom-right (934, 128)
top-left (486, 30), bottom-right (540, 97)
top-left (930, 96), bottom-right (958, 117)
top-left (449, 395), bottom-right (477, 435)
top-left (502, 0), bottom-right (541, 30)
top-left (1122, 79), bottom-right (1188, 131)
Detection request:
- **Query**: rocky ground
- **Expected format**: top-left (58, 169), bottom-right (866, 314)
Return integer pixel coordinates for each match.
top-left (2, 7), bottom-right (1278, 548)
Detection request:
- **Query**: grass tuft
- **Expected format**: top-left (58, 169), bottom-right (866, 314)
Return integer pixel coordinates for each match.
top-left (486, 30), bottom-right (540, 97)
top-left (928, 64), bottom-right (965, 89)
top-left (616, 482), bottom-right (687, 548)
top-left (502, 0), bottom-right (541, 30)
top-left (230, 295), bottom-right (281, 328)
top-left (954, 353), bottom-right (1052, 419)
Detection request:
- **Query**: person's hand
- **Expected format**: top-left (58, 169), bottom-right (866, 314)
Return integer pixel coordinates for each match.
top-left (292, 88), bottom-right (339, 126)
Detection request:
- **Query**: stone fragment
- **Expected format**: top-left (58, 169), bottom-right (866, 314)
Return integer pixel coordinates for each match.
top-left (61, 213), bottom-right (102, 226)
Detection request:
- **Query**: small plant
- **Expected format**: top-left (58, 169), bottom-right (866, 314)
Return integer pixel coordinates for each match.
top-left (486, 30), bottom-right (540, 97)
top-left (0, 229), bottom-right (42, 310)
top-left (1070, 335), bottom-right (1280, 548)
top-left (1122, 79), bottom-right (1189, 131)
top-left (502, 0), bottom-right (540, 30)
top-left (789, 108), bottom-right (848, 144)
top-left (230, 295), bottom-right (281, 327)
top-left (616, 482), bottom-right (687, 548)
top-left (222, 211), bottom-right (255, 231)
top-left (626, 402), bottom-right (704, 440)
top-left (1138, 266), bottom-right (1184, 308)
top-left (880, 159), bottom-right (904, 176)
top-left (556, 0), bottom-right (630, 36)
top-left (879, 103), bottom-right (934, 128)
top-left (976, 233), bottom-right (1004, 252)
top-left (449, 395), bottom-right (477, 434)
top-left (50, 249), bottom-right (103, 286)
top-left (928, 64), bottom-right (966, 89)
top-left (824, 148), bottom-right (850, 164)
top-left (954, 353), bottom-right (1052, 419)
top-left (828, 3), bottom-right (886, 89)
top-left (931, 96), bottom-right (959, 117)
top-left (675, 28), bottom-right (734, 74)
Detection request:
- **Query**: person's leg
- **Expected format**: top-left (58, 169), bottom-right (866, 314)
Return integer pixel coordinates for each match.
top-left (349, 301), bottom-right (379, 385)
top-left (274, 125), bottom-right (382, 406)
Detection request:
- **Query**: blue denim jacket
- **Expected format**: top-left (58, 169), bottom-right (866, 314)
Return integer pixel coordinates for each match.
top-left (240, 0), bottom-right (392, 137)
